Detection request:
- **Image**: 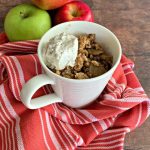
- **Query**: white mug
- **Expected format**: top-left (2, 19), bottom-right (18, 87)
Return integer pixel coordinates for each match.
top-left (20, 21), bottom-right (122, 109)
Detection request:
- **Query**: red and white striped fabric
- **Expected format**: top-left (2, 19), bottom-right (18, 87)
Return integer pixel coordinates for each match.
top-left (0, 33), bottom-right (149, 150)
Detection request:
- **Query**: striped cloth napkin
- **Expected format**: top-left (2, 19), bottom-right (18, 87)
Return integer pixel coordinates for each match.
top-left (0, 33), bottom-right (149, 150)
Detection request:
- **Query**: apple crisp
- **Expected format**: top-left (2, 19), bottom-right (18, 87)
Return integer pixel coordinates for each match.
top-left (51, 34), bottom-right (113, 79)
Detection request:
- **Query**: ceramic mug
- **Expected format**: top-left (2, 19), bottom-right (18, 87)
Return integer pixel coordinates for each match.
top-left (20, 21), bottom-right (122, 109)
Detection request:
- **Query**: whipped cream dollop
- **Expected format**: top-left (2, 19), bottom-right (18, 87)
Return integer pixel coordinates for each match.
top-left (43, 32), bottom-right (78, 70)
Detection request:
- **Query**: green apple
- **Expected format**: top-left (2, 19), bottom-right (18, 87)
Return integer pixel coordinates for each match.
top-left (4, 4), bottom-right (51, 41)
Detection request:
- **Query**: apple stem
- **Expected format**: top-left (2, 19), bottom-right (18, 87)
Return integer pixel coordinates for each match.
top-left (20, 11), bottom-right (28, 18)
top-left (72, 11), bottom-right (80, 17)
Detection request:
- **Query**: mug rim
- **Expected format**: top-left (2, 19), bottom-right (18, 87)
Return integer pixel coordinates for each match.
top-left (38, 21), bottom-right (122, 83)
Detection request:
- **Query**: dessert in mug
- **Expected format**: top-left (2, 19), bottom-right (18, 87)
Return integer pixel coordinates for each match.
top-left (43, 32), bottom-right (113, 79)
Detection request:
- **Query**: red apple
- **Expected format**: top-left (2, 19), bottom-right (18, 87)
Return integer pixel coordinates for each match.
top-left (54, 1), bottom-right (94, 25)
top-left (32, 0), bottom-right (74, 10)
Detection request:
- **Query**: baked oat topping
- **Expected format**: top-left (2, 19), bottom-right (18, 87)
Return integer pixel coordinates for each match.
top-left (49, 34), bottom-right (113, 79)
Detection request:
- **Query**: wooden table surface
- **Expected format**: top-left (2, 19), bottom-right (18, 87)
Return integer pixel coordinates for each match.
top-left (0, 0), bottom-right (150, 149)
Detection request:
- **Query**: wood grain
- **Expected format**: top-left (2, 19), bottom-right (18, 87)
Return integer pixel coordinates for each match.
top-left (0, 0), bottom-right (150, 149)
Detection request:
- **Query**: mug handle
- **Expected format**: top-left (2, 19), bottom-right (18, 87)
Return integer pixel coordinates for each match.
top-left (20, 74), bottom-right (62, 109)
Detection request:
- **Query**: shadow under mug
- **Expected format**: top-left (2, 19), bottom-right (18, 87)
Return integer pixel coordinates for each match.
top-left (20, 21), bottom-right (122, 109)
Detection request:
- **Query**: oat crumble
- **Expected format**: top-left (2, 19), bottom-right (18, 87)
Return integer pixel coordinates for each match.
top-left (50, 34), bottom-right (113, 79)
